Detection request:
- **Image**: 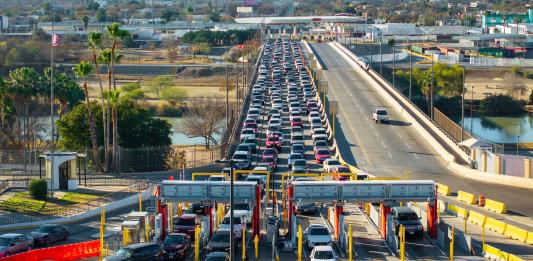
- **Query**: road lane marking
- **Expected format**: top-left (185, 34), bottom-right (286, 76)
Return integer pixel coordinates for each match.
top-left (404, 141), bottom-right (412, 150)
top-left (388, 152), bottom-right (393, 159)
top-left (380, 139), bottom-right (387, 149)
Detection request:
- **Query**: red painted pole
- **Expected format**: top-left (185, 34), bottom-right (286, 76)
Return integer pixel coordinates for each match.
top-left (254, 184), bottom-right (261, 238)
top-left (379, 202), bottom-right (390, 239)
top-left (335, 204), bottom-right (343, 240)
top-left (287, 184), bottom-right (294, 236)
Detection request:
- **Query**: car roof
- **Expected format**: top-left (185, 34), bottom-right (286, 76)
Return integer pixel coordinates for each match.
top-left (313, 245), bottom-right (334, 251)
top-left (0, 233), bottom-right (22, 238)
top-left (309, 224), bottom-right (328, 229)
top-left (394, 206), bottom-right (416, 213)
top-left (124, 242), bottom-right (159, 249)
top-left (179, 214), bottom-right (197, 219)
top-left (207, 252), bottom-right (228, 257)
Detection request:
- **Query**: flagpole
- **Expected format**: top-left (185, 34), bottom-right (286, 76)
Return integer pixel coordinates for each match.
top-left (50, 23), bottom-right (55, 197)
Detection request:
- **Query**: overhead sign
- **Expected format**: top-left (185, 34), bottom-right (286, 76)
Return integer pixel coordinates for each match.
top-left (330, 101), bottom-right (338, 114)
top-left (160, 180), bottom-right (257, 203)
top-left (237, 6), bottom-right (253, 13)
top-left (292, 180), bottom-right (435, 203)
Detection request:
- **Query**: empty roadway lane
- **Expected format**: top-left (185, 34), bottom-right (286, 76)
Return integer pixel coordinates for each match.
top-left (310, 42), bottom-right (533, 217)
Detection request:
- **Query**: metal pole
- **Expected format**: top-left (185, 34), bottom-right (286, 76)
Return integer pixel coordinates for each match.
top-left (470, 85), bottom-right (474, 133)
top-left (430, 54), bottom-right (434, 119)
top-left (226, 65), bottom-right (229, 128)
top-left (380, 38), bottom-right (383, 75)
top-left (236, 75), bottom-right (239, 114)
top-left (461, 67), bottom-right (465, 141)
top-left (369, 27), bottom-right (373, 69)
top-left (50, 22), bottom-right (55, 197)
top-left (230, 164), bottom-right (235, 261)
top-left (409, 44), bottom-right (412, 101)
top-left (392, 37), bottom-right (396, 88)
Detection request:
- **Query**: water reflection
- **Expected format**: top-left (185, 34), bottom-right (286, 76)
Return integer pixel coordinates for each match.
top-left (459, 114), bottom-right (533, 143)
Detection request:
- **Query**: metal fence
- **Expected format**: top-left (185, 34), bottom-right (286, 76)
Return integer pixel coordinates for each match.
top-left (0, 180), bottom-right (149, 225)
top-left (433, 108), bottom-right (473, 143)
top-left (469, 56), bottom-right (533, 67)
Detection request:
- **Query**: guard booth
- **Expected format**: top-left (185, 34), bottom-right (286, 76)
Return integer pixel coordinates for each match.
top-left (124, 211), bottom-right (150, 243)
top-left (39, 152), bottom-right (87, 190)
top-left (121, 220), bottom-right (141, 244)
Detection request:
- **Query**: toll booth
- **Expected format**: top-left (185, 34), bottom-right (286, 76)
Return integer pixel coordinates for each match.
top-left (124, 211), bottom-right (150, 243)
top-left (121, 220), bottom-right (141, 244)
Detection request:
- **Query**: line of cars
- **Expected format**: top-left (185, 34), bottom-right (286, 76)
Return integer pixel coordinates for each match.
top-left (0, 224), bottom-right (69, 257)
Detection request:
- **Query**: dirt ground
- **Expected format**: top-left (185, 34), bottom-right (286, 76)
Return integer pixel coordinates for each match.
top-left (465, 68), bottom-right (533, 101)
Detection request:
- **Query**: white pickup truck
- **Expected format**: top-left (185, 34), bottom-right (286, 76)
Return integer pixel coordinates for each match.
top-left (372, 108), bottom-right (389, 123)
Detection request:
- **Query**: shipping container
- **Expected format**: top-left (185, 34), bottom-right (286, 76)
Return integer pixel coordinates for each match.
top-left (478, 48), bottom-right (514, 58)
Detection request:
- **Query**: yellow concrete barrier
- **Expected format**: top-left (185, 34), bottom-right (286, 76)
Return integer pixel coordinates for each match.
top-left (527, 232), bottom-right (533, 245)
top-left (484, 244), bottom-right (508, 261)
top-left (447, 204), bottom-right (457, 215)
top-left (457, 191), bottom-right (476, 204)
top-left (508, 254), bottom-right (525, 261)
top-left (437, 183), bottom-right (451, 196)
top-left (503, 224), bottom-right (528, 243)
top-left (456, 207), bottom-right (469, 219)
top-left (484, 199), bottom-right (507, 214)
top-left (467, 211), bottom-right (486, 226)
top-left (485, 217), bottom-right (507, 235)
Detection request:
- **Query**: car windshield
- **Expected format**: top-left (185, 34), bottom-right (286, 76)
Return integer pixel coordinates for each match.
top-left (222, 217), bottom-right (242, 225)
top-left (233, 154), bottom-right (248, 160)
top-left (315, 141), bottom-right (327, 147)
top-left (206, 256), bottom-right (227, 261)
top-left (267, 136), bottom-right (278, 141)
top-left (318, 150), bottom-right (330, 155)
top-left (242, 130), bottom-right (253, 134)
top-left (398, 212), bottom-right (419, 221)
top-left (234, 203), bottom-right (250, 211)
top-left (314, 250), bottom-right (334, 259)
top-left (377, 110), bottom-right (388, 115)
top-left (165, 235), bottom-right (186, 244)
top-left (211, 233), bottom-right (230, 242)
top-left (243, 139), bottom-right (255, 144)
top-left (262, 157), bottom-right (274, 163)
top-left (328, 160), bottom-right (341, 165)
top-left (289, 154), bottom-right (303, 160)
top-left (0, 238), bottom-right (12, 246)
top-left (310, 227), bottom-right (329, 235)
top-left (264, 149), bottom-right (275, 155)
top-left (292, 145), bottom-right (304, 150)
top-left (37, 226), bottom-right (56, 233)
top-left (294, 160), bottom-right (306, 166)
top-left (116, 249), bottom-right (133, 258)
top-left (176, 218), bottom-right (195, 226)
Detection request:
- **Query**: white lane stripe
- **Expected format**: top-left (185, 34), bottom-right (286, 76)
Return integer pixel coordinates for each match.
top-left (388, 152), bottom-right (393, 159)
top-left (381, 139), bottom-right (387, 148)
top-left (404, 141), bottom-right (412, 150)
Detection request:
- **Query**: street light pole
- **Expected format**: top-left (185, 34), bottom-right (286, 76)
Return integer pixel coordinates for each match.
top-left (380, 38), bottom-right (383, 75)
top-left (409, 44), bottom-right (412, 101)
top-left (229, 162), bottom-right (235, 261)
top-left (471, 85), bottom-right (474, 134)
top-left (226, 65), bottom-right (229, 128)
top-left (392, 37), bottom-right (396, 88)
top-left (430, 53), bottom-right (435, 119)
top-left (461, 66), bottom-right (465, 141)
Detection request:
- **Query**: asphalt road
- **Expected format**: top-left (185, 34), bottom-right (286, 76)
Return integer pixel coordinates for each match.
top-left (310, 42), bottom-right (533, 217)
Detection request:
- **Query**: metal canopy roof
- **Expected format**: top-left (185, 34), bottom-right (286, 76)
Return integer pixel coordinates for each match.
top-left (160, 180), bottom-right (258, 203)
top-left (292, 180), bottom-right (435, 203)
top-left (235, 16), bottom-right (365, 25)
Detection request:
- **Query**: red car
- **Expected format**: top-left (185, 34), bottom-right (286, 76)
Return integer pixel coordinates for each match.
top-left (266, 135), bottom-right (282, 150)
top-left (161, 233), bottom-right (191, 260)
top-left (244, 122), bottom-right (258, 132)
top-left (173, 214), bottom-right (201, 240)
top-left (314, 149), bottom-right (331, 164)
top-left (290, 116), bottom-right (303, 127)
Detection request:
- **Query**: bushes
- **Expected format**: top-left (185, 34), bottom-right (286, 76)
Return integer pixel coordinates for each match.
top-left (28, 179), bottom-right (47, 200)
top-left (480, 95), bottom-right (525, 115)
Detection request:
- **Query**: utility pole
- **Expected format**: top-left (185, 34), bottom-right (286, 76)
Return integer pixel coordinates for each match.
top-left (369, 27), bottom-right (373, 69)
top-left (471, 85), bottom-right (474, 134)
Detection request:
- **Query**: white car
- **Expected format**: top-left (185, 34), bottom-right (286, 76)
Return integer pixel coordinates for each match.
top-left (322, 159), bottom-right (343, 173)
top-left (310, 245), bottom-right (336, 261)
top-left (219, 213), bottom-right (246, 239)
top-left (248, 108), bottom-right (261, 120)
top-left (240, 128), bottom-right (256, 141)
top-left (372, 108), bottom-right (389, 123)
top-left (305, 224), bottom-right (332, 249)
top-left (229, 203), bottom-right (252, 224)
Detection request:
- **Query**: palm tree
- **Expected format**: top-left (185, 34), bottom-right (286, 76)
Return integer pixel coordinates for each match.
top-left (98, 49), bottom-right (123, 172)
top-left (73, 61), bottom-right (101, 172)
top-left (81, 16), bottom-right (89, 32)
top-left (108, 89), bottom-right (120, 172)
top-left (87, 32), bottom-right (110, 172)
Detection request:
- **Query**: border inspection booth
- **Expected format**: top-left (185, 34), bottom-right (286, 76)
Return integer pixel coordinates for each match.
top-left (39, 152), bottom-right (87, 191)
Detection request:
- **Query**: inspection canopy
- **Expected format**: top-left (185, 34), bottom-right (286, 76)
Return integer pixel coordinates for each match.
top-left (160, 180), bottom-right (257, 203)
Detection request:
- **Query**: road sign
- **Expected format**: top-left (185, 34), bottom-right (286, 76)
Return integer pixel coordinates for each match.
top-left (320, 80), bottom-right (328, 92)
top-left (161, 180), bottom-right (257, 203)
top-left (330, 101), bottom-right (338, 114)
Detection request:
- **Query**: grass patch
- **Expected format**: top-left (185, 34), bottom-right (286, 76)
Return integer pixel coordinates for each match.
top-left (0, 191), bottom-right (102, 214)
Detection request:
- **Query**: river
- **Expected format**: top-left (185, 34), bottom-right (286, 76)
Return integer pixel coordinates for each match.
top-left (456, 114), bottom-right (533, 144)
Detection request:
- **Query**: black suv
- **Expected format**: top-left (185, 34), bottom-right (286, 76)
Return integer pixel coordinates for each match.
top-left (391, 207), bottom-right (424, 239)
top-left (103, 243), bottom-right (161, 261)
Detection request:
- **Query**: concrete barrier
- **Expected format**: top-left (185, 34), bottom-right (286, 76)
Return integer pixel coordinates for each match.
top-left (446, 204), bottom-right (458, 215)
top-left (527, 232), bottom-right (533, 245)
top-left (485, 217), bottom-right (507, 235)
top-left (456, 207), bottom-right (469, 219)
top-left (484, 199), bottom-right (507, 214)
top-left (457, 191), bottom-right (476, 204)
top-left (484, 244), bottom-right (509, 261)
top-left (503, 224), bottom-right (529, 243)
top-left (508, 254), bottom-right (526, 261)
top-left (467, 211), bottom-right (487, 226)
top-left (437, 183), bottom-right (451, 196)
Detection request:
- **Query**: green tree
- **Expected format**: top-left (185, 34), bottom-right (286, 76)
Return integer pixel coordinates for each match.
top-left (29, 179), bottom-right (47, 200)
top-left (81, 15), bottom-right (90, 32)
top-left (161, 87), bottom-right (187, 106)
top-left (161, 9), bottom-right (175, 23)
top-left (529, 89), bottom-right (533, 104)
top-left (96, 9), bottom-right (107, 22)
top-left (87, 0), bottom-right (100, 11)
top-left (145, 76), bottom-right (174, 99)
top-left (73, 61), bottom-right (101, 172)
top-left (56, 99), bottom-right (171, 150)
top-left (187, 6), bottom-right (194, 14)
top-left (481, 95), bottom-right (525, 115)
top-left (42, 68), bottom-right (85, 115)
top-left (209, 12), bottom-right (221, 22)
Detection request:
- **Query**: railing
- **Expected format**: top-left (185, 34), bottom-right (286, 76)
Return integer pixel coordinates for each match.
top-left (433, 108), bottom-right (473, 144)
top-left (0, 180), bottom-right (149, 225)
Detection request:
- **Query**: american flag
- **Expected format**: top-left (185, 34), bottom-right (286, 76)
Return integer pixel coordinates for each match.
top-left (51, 34), bottom-right (61, 47)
